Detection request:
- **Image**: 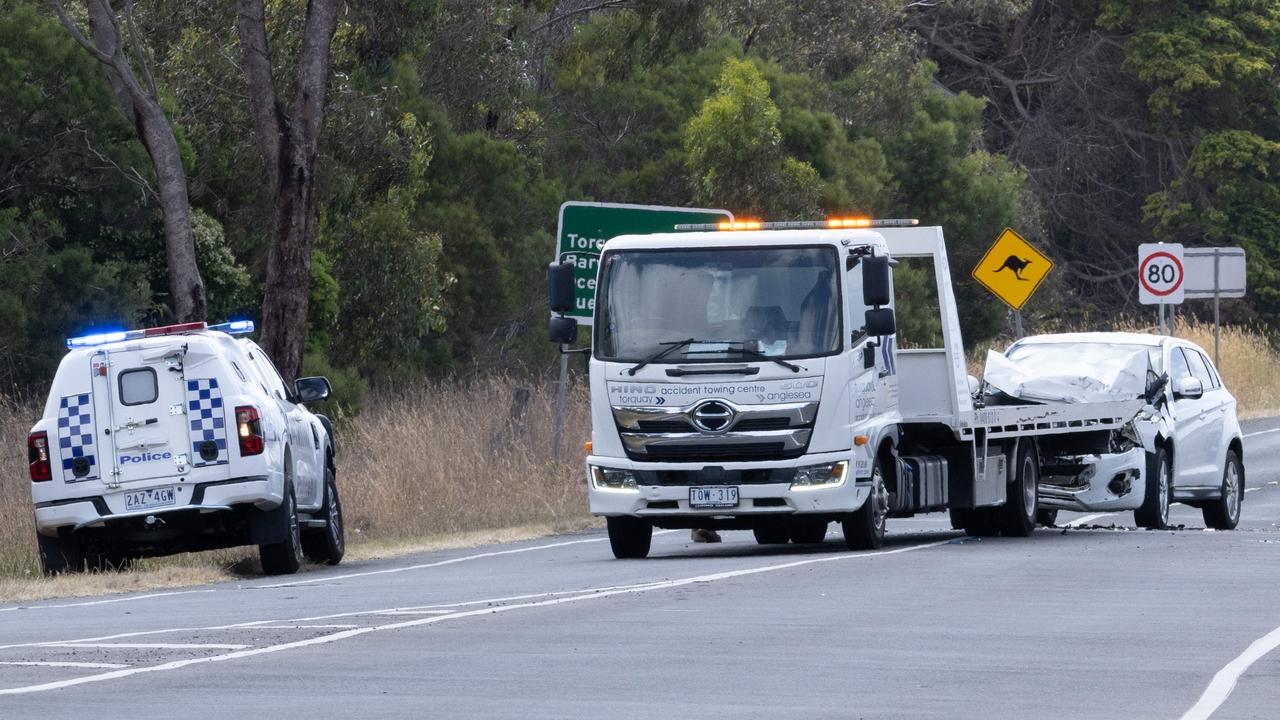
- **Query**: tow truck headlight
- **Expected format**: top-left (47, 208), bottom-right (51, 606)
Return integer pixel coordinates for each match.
top-left (590, 466), bottom-right (639, 492)
top-left (790, 461), bottom-right (847, 491)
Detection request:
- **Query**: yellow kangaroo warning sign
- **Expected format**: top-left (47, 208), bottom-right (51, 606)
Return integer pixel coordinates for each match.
top-left (971, 228), bottom-right (1053, 310)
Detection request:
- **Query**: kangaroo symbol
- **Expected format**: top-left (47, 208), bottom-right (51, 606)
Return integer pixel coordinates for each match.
top-left (994, 255), bottom-right (1032, 281)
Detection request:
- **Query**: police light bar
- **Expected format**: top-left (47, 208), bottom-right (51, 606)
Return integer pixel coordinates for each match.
top-left (65, 321), bottom-right (214, 349)
top-left (672, 218), bottom-right (920, 231)
top-left (208, 320), bottom-right (255, 335)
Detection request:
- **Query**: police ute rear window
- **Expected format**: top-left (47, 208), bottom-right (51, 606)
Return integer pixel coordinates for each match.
top-left (119, 368), bottom-right (158, 406)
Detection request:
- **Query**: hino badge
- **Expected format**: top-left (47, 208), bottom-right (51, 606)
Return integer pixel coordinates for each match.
top-left (548, 218), bottom-right (1158, 559)
top-left (28, 321), bottom-right (344, 575)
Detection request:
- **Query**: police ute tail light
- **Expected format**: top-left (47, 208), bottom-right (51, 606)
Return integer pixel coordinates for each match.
top-left (28, 432), bottom-right (51, 482)
top-left (235, 406), bottom-right (265, 456)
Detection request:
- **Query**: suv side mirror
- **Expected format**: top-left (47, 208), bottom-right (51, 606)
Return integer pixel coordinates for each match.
top-left (294, 376), bottom-right (332, 403)
top-left (549, 316), bottom-right (579, 344)
top-left (865, 307), bottom-right (896, 337)
top-left (1172, 376), bottom-right (1203, 400)
top-left (548, 262), bottom-right (576, 314)
top-left (862, 255), bottom-right (892, 307)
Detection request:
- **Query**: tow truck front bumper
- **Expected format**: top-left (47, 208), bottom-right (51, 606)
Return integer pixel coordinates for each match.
top-left (586, 452), bottom-right (870, 518)
top-left (1038, 448), bottom-right (1146, 513)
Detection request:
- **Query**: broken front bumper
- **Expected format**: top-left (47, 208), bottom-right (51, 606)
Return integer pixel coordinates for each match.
top-left (1038, 448), bottom-right (1146, 513)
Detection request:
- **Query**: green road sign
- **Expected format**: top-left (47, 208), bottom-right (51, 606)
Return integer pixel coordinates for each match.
top-left (555, 201), bottom-right (733, 325)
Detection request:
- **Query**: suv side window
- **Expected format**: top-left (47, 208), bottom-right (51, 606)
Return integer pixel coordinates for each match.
top-left (1168, 347), bottom-right (1193, 383)
top-left (1185, 349), bottom-right (1217, 390)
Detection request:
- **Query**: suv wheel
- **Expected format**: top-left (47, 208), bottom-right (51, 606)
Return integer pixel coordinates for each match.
top-left (1203, 449), bottom-right (1243, 530)
top-left (1135, 447), bottom-right (1171, 529)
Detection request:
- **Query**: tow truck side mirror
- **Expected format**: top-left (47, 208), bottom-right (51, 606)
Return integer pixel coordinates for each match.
top-left (294, 376), bottom-right (332, 403)
top-left (548, 262), bottom-right (576, 314)
top-left (865, 308), bottom-right (896, 337)
top-left (549, 316), bottom-right (579, 344)
top-left (862, 256), bottom-right (892, 307)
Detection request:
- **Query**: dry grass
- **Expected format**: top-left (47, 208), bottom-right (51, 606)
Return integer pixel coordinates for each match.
top-left (0, 376), bottom-right (592, 601)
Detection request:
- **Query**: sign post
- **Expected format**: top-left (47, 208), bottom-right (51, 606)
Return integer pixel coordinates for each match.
top-left (551, 202), bottom-right (733, 460)
top-left (1182, 247), bottom-right (1247, 367)
top-left (1138, 243), bottom-right (1185, 335)
top-left (971, 227), bottom-right (1054, 338)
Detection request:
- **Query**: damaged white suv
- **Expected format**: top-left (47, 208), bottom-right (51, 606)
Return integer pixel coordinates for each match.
top-left (27, 321), bottom-right (344, 575)
top-left (989, 332), bottom-right (1244, 530)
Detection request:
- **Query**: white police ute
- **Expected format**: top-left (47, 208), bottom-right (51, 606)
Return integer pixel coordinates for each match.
top-left (27, 321), bottom-right (343, 575)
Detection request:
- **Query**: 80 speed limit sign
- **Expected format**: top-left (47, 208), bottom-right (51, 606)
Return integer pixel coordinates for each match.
top-left (1138, 243), bottom-right (1185, 305)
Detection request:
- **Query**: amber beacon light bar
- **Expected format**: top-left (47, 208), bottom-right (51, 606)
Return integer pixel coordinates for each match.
top-left (672, 217), bottom-right (920, 231)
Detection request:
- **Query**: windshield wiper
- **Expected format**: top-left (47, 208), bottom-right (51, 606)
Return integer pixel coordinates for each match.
top-left (626, 338), bottom-right (697, 376)
top-left (729, 345), bottom-right (801, 373)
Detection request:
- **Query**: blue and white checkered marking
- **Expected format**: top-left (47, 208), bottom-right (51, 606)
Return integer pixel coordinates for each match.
top-left (186, 378), bottom-right (228, 466)
top-left (57, 393), bottom-right (99, 482)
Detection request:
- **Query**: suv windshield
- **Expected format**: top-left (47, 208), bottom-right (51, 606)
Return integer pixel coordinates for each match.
top-left (595, 246), bottom-right (841, 363)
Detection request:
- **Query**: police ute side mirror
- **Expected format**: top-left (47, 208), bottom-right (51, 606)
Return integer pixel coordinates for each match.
top-left (294, 376), bottom-right (332, 404)
top-left (864, 308), bottom-right (896, 337)
top-left (1172, 376), bottom-right (1203, 400)
top-left (549, 316), bottom-right (578, 345)
top-left (862, 255), bottom-right (892, 307)
top-left (548, 262), bottom-right (576, 314)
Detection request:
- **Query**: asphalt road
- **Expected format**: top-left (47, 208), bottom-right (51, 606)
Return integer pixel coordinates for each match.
top-left (2, 419), bottom-right (1279, 719)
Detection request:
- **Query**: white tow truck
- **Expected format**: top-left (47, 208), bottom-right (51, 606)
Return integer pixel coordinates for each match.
top-left (548, 219), bottom-right (1154, 558)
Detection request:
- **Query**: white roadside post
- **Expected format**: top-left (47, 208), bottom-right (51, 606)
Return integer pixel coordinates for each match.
top-left (1138, 243), bottom-right (1185, 334)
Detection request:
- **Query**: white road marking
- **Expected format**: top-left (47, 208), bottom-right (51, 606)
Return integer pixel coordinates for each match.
top-left (1180, 623), bottom-right (1280, 720)
top-left (1064, 512), bottom-right (1115, 527)
top-left (212, 620), bottom-right (358, 625)
top-left (0, 590), bottom-right (215, 614)
top-left (1243, 428), bottom-right (1280, 438)
top-left (370, 610), bottom-right (454, 616)
top-left (0, 661), bottom-right (129, 669)
top-left (0, 539), bottom-right (952, 695)
top-left (45, 643), bottom-right (250, 650)
top-left (1245, 487), bottom-right (1260, 493)
top-left (252, 530), bottom-right (678, 590)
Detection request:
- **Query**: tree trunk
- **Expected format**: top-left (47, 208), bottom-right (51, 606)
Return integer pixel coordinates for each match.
top-left (68, 0), bottom-right (208, 323)
top-left (238, 0), bottom-right (341, 382)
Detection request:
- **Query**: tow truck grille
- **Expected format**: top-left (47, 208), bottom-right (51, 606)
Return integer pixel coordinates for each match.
top-left (613, 401), bottom-right (818, 463)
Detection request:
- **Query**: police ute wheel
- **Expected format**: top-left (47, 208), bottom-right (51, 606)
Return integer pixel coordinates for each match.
top-left (36, 532), bottom-right (85, 575)
top-left (302, 464), bottom-right (345, 566)
top-left (259, 480), bottom-right (303, 575)
top-left (843, 462), bottom-right (887, 550)
top-left (1203, 449), bottom-right (1243, 530)
top-left (1135, 447), bottom-right (1171, 530)
top-left (607, 516), bottom-right (652, 559)
top-left (997, 441), bottom-right (1038, 537)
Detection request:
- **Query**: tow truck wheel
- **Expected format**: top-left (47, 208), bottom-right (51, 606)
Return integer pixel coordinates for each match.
top-left (843, 463), bottom-right (887, 550)
top-left (998, 441), bottom-right (1038, 537)
top-left (789, 519), bottom-right (829, 544)
top-left (1135, 447), bottom-right (1171, 530)
top-left (606, 516), bottom-right (652, 559)
top-left (753, 524), bottom-right (791, 545)
top-left (1203, 449), bottom-right (1244, 530)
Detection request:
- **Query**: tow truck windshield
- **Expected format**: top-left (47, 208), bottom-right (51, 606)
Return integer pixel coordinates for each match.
top-left (595, 246), bottom-right (841, 363)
